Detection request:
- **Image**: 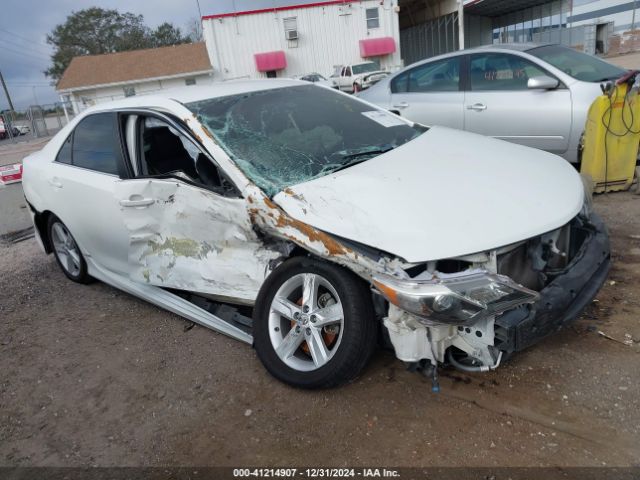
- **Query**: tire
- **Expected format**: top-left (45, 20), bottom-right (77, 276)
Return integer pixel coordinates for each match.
top-left (47, 215), bottom-right (92, 284)
top-left (352, 82), bottom-right (361, 93)
top-left (253, 256), bottom-right (377, 389)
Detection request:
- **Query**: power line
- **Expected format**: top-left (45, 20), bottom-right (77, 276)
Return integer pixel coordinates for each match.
top-left (6, 80), bottom-right (51, 84)
top-left (7, 82), bottom-right (52, 87)
top-left (0, 36), bottom-right (52, 58)
top-left (5, 84), bottom-right (53, 89)
top-left (0, 27), bottom-right (50, 49)
top-left (0, 46), bottom-right (50, 64)
top-left (0, 43), bottom-right (50, 61)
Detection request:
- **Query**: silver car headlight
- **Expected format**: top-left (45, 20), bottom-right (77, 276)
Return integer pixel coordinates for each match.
top-left (373, 271), bottom-right (539, 326)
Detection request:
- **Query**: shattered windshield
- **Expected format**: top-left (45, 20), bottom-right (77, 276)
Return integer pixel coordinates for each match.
top-left (187, 85), bottom-right (425, 196)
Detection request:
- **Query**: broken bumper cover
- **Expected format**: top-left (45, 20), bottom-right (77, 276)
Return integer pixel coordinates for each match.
top-left (495, 213), bottom-right (611, 353)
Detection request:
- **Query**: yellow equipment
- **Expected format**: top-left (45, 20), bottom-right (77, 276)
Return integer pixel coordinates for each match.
top-left (581, 71), bottom-right (640, 193)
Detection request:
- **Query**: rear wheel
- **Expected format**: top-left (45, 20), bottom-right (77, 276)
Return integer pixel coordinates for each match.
top-left (48, 215), bottom-right (92, 283)
top-left (253, 257), bottom-right (377, 389)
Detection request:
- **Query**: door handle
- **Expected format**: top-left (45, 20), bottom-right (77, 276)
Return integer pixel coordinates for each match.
top-left (467, 103), bottom-right (487, 112)
top-left (48, 178), bottom-right (63, 189)
top-left (393, 102), bottom-right (409, 109)
top-left (119, 198), bottom-right (155, 208)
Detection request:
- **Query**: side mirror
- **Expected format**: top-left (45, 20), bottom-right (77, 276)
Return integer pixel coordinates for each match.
top-left (528, 75), bottom-right (559, 90)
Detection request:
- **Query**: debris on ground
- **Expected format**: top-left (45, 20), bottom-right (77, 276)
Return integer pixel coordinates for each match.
top-left (597, 330), bottom-right (634, 346)
top-left (0, 226), bottom-right (34, 245)
top-left (183, 322), bottom-right (196, 332)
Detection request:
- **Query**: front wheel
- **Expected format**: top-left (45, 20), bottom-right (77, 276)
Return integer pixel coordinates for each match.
top-left (352, 82), bottom-right (361, 93)
top-left (253, 257), bottom-right (377, 389)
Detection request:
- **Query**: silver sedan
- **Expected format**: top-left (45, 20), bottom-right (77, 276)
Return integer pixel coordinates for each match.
top-left (358, 43), bottom-right (627, 164)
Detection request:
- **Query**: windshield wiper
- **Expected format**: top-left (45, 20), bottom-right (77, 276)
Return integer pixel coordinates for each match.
top-left (321, 145), bottom-right (395, 174)
top-left (341, 145), bottom-right (394, 161)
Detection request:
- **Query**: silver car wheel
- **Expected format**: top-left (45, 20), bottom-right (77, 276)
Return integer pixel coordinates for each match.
top-left (51, 222), bottom-right (81, 277)
top-left (268, 273), bottom-right (345, 372)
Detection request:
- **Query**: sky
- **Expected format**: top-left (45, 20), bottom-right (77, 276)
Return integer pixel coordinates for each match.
top-left (0, 0), bottom-right (323, 111)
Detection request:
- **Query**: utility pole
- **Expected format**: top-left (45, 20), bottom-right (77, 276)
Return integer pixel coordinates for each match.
top-left (632, 0), bottom-right (637, 32)
top-left (0, 70), bottom-right (15, 111)
top-left (195, 0), bottom-right (204, 39)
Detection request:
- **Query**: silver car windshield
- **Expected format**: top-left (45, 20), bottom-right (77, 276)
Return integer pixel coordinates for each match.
top-left (186, 85), bottom-right (425, 196)
top-left (528, 45), bottom-right (626, 82)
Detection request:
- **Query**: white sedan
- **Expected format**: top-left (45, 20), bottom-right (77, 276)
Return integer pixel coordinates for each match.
top-left (23, 80), bottom-right (610, 389)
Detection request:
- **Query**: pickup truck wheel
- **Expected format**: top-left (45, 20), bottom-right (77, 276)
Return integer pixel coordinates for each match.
top-left (48, 215), bottom-right (92, 284)
top-left (253, 257), bottom-right (377, 389)
top-left (352, 82), bottom-right (361, 93)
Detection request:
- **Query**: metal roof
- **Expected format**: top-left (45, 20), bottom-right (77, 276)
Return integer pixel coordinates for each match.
top-left (464, 0), bottom-right (554, 17)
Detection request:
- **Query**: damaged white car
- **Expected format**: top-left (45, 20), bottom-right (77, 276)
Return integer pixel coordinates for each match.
top-left (23, 80), bottom-right (610, 389)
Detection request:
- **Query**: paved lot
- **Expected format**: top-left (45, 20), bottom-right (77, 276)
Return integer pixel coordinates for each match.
top-left (0, 183), bottom-right (639, 467)
top-left (0, 138), bottom-right (48, 238)
top-left (607, 52), bottom-right (640, 70)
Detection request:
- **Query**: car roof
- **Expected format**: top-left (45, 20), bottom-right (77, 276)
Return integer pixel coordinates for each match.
top-left (470, 42), bottom-right (553, 52)
top-left (84, 79), bottom-right (304, 112)
top-left (400, 43), bottom-right (556, 69)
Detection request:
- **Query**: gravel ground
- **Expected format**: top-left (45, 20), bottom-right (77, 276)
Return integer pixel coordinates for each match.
top-left (0, 192), bottom-right (639, 468)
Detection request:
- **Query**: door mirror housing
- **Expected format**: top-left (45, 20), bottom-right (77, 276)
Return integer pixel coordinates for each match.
top-left (528, 75), bottom-right (559, 90)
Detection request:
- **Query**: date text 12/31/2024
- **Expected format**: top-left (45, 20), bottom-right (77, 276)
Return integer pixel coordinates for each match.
top-left (233, 468), bottom-right (401, 478)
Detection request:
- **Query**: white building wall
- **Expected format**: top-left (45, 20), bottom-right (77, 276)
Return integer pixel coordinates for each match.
top-left (203, 0), bottom-right (402, 80)
top-left (66, 73), bottom-right (214, 114)
top-left (570, 0), bottom-right (640, 32)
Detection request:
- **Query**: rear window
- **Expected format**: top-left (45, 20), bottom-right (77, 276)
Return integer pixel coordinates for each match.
top-left (72, 113), bottom-right (122, 175)
top-left (55, 134), bottom-right (73, 164)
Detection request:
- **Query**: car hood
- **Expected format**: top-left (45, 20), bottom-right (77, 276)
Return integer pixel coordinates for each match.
top-left (272, 126), bottom-right (585, 263)
top-left (360, 70), bottom-right (387, 79)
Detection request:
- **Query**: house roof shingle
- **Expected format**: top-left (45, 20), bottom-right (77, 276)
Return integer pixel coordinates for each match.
top-left (57, 42), bottom-right (212, 91)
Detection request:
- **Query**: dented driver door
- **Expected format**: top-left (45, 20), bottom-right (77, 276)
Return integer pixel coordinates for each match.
top-left (114, 178), bottom-right (280, 304)
top-left (113, 113), bottom-right (282, 304)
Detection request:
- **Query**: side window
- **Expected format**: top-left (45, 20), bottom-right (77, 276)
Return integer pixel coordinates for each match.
top-left (366, 8), bottom-right (379, 29)
top-left (345, 67), bottom-right (352, 77)
top-left (470, 53), bottom-right (548, 91)
top-left (72, 113), bottom-right (123, 176)
top-left (391, 57), bottom-right (460, 93)
top-left (55, 134), bottom-right (73, 164)
top-left (138, 116), bottom-right (227, 191)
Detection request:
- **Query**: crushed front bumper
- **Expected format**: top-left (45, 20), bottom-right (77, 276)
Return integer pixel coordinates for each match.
top-left (494, 213), bottom-right (610, 353)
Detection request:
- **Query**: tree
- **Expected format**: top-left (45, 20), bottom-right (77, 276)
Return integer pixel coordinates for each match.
top-left (46, 8), bottom-right (192, 81)
top-left (150, 23), bottom-right (191, 47)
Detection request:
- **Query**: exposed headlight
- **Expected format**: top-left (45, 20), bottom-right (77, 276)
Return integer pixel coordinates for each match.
top-left (373, 270), bottom-right (539, 326)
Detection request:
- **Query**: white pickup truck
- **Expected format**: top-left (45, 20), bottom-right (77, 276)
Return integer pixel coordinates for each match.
top-left (332, 61), bottom-right (389, 93)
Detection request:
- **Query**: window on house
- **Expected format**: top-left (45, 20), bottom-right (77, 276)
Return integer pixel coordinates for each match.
top-left (123, 86), bottom-right (136, 97)
top-left (366, 8), bottom-right (379, 29)
top-left (185, 78), bottom-right (196, 86)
